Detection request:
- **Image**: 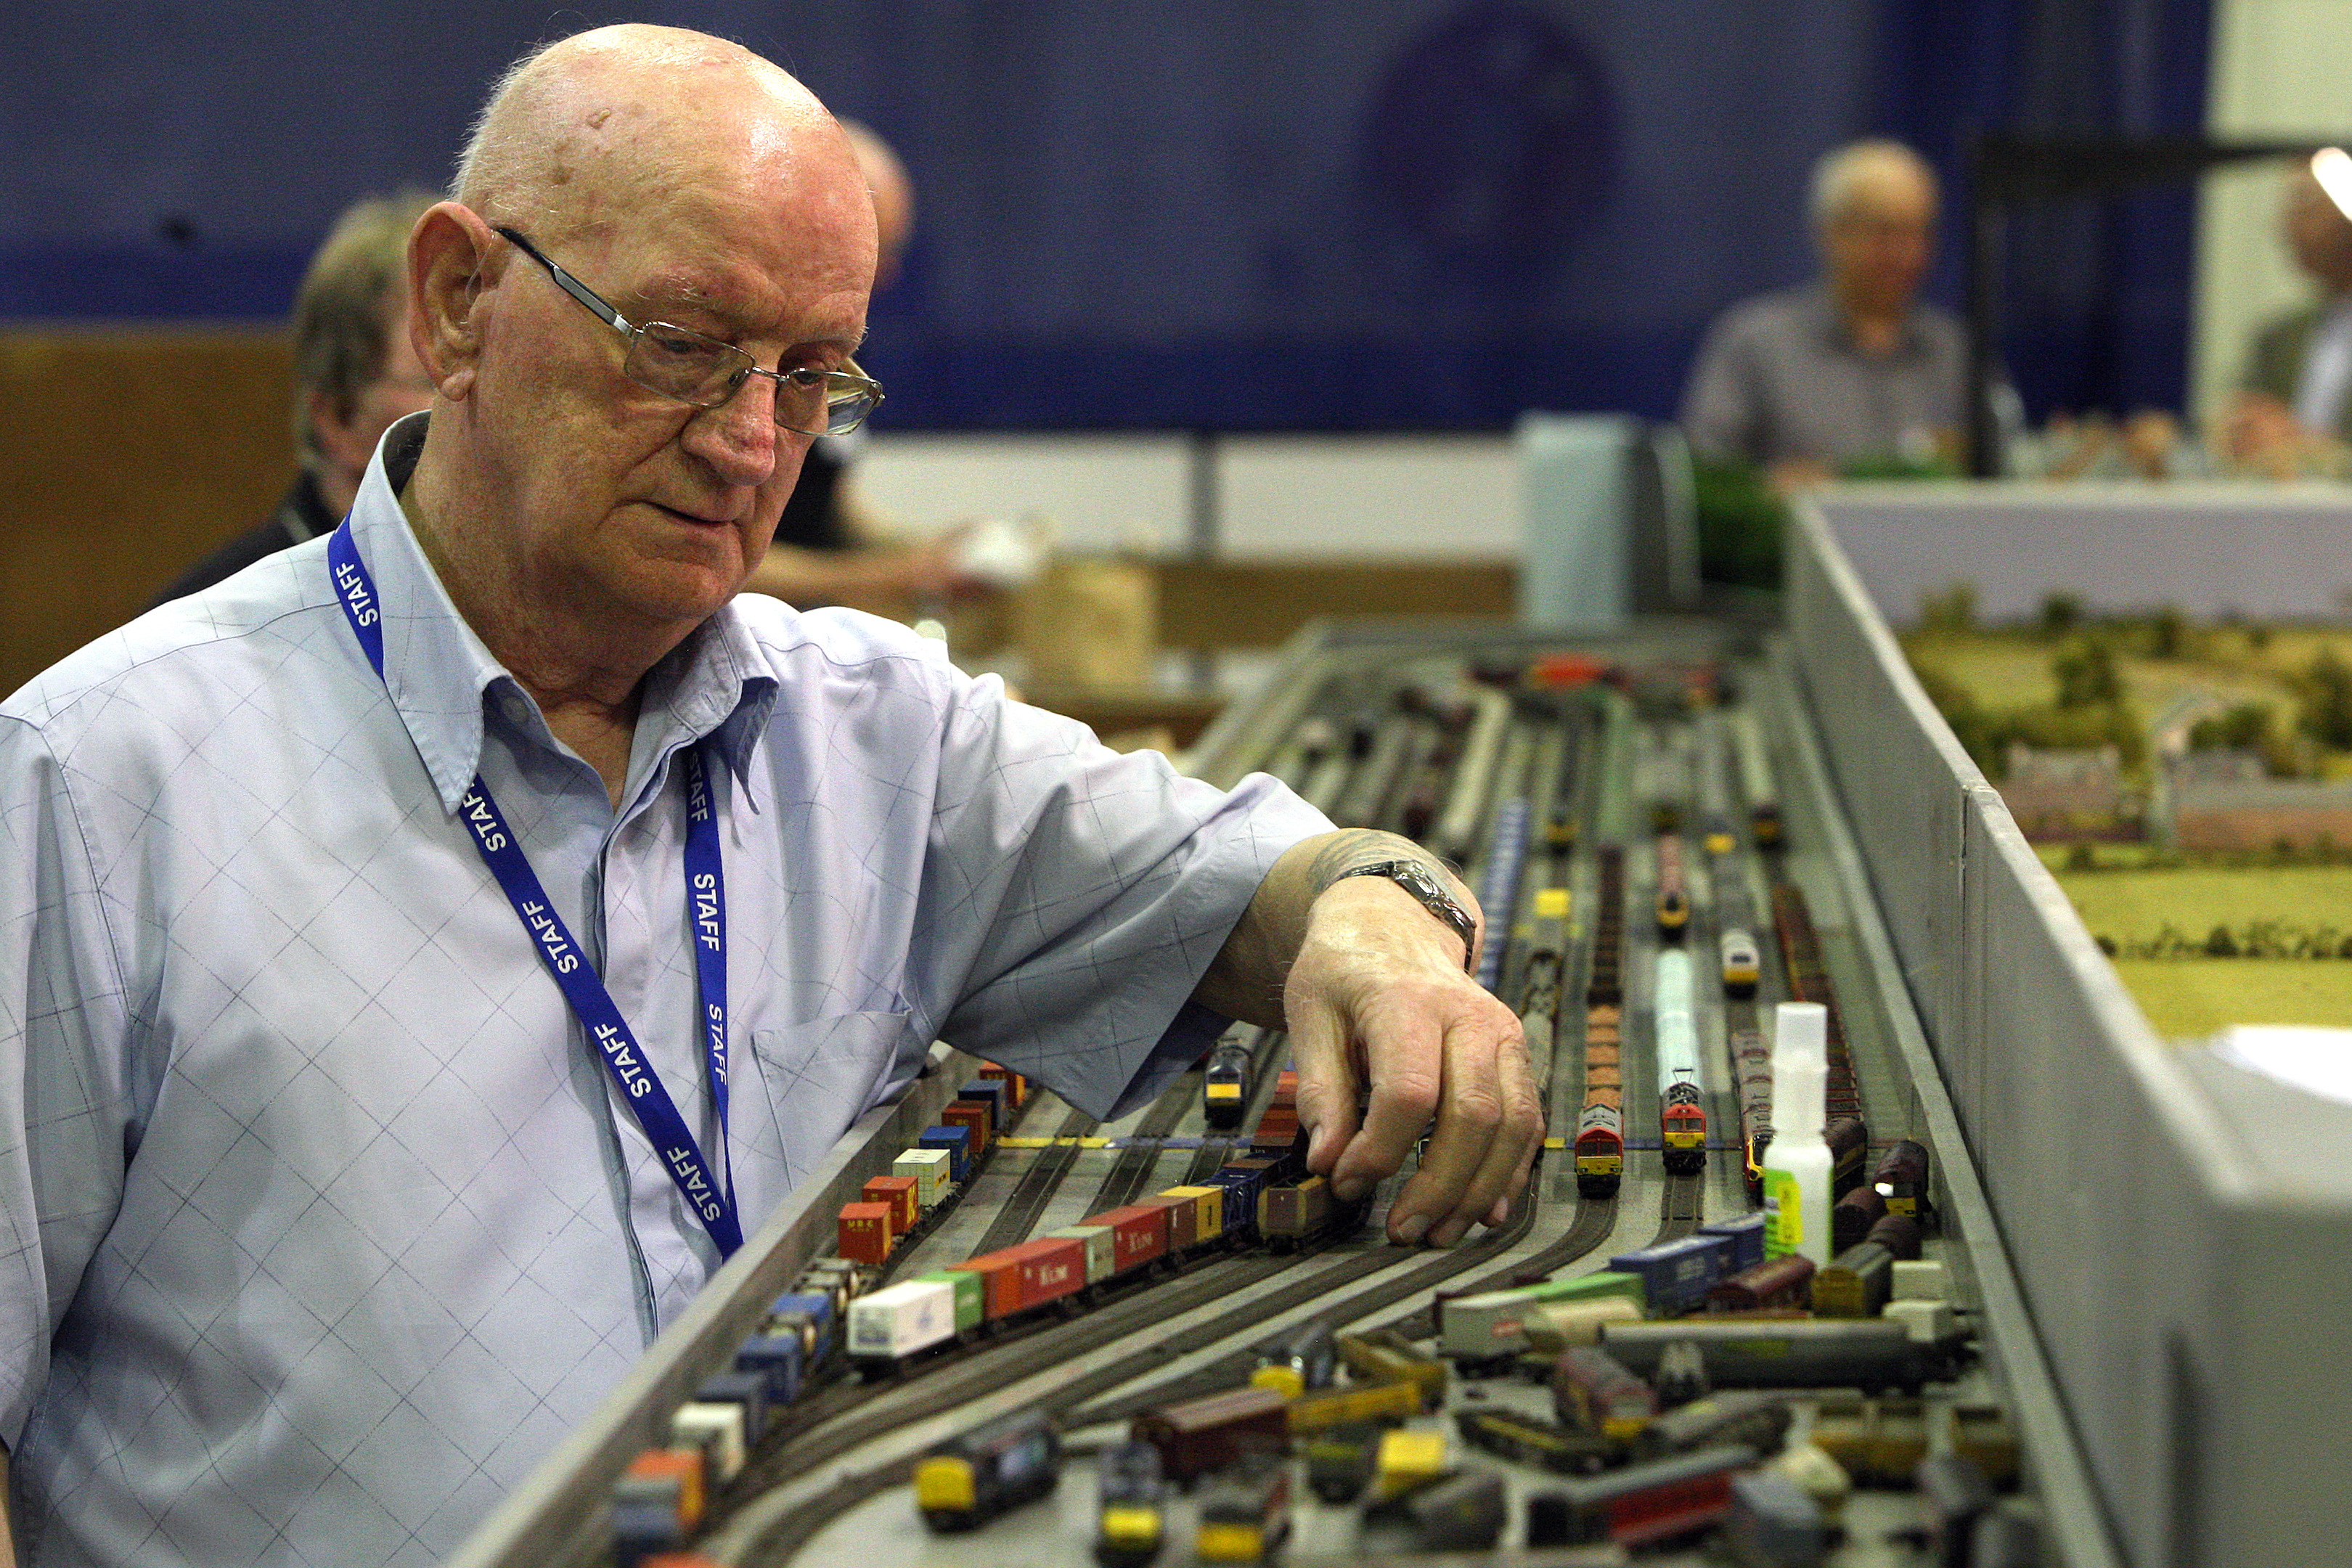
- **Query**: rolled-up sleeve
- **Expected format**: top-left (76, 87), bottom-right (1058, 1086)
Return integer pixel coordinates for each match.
top-left (907, 679), bottom-right (1328, 1119)
top-left (0, 716), bottom-right (134, 1449)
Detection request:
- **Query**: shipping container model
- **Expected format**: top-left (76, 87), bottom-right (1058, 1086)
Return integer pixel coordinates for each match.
top-left (914, 1408), bottom-right (1060, 1533)
top-left (862, 1175), bottom-right (920, 1234)
top-left (1808, 1395), bottom-right (1932, 1487)
top-left (610, 1448), bottom-right (708, 1562)
top-left (765, 1290), bottom-right (836, 1361)
top-left (956, 1078), bottom-right (1008, 1130)
top-left (846, 1278), bottom-right (959, 1365)
top-left (1131, 1385), bottom-right (1290, 1484)
top-left (976, 1061), bottom-right (1026, 1108)
top-left (893, 1147), bottom-right (952, 1207)
top-left (917, 1124), bottom-right (973, 1183)
top-left (1048, 1223), bottom-right (1116, 1286)
top-left (938, 1100), bottom-right (991, 1159)
top-left (1161, 1184), bottom-right (1225, 1246)
top-left (732, 1334), bottom-right (803, 1406)
top-left (670, 1400), bottom-right (748, 1486)
top-left (1696, 1212), bottom-right (1768, 1274)
top-left (836, 1201), bottom-right (895, 1267)
top-left (1082, 1204), bottom-right (1172, 1275)
top-left (915, 1268), bottom-right (987, 1334)
top-left (951, 1234), bottom-right (1088, 1320)
top-left (1608, 1233), bottom-right (1734, 1316)
top-left (1135, 1192), bottom-right (1200, 1254)
top-left (1258, 1174), bottom-right (1335, 1251)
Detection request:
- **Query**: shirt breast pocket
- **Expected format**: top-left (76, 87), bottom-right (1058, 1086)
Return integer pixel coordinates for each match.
top-left (735, 1010), bottom-right (916, 1210)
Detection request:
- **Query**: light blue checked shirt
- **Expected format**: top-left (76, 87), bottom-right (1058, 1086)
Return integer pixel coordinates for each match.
top-left (0, 417), bottom-right (1325, 1566)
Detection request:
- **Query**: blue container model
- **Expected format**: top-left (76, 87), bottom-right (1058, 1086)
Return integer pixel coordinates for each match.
top-left (919, 1124), bottom-right (974, 1183)
top-left (770, 1290), bottom-right (838, 1360)
top-left (734, 1334), bottom-right (803, 1405)
top-left (957, 1079), bottom-right (1008, 1128)
top-left (1607, 1233), bottom-right (1734, 1316)
top-left (1698, 1212), bottom-right (1768, 1273)
top-left (1209, 1164), bottom-right (1270, 1240)
top-left (695, 1368), bottom-right (772, 1447)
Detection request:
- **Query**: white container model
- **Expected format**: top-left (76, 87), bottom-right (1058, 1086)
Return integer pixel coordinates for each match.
top-left (1048, 1223), bottom-right (1116, 1284)
top-left (671, 1401), bottom-right (747, 1482)
top-left (846, 1278), bottom-right (957, 1360)
top-left (1761, 1002), bottom-right (1834, 1266)
top-left (894, 1148), bottom-right (952, 1206)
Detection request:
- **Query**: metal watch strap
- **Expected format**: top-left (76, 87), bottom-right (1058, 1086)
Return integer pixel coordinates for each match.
top-left (1330, 859), bottom-right (1478, 973)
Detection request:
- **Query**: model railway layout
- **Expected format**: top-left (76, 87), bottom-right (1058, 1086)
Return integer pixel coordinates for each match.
top-left (462, 628), bottom-right (2088, 1568)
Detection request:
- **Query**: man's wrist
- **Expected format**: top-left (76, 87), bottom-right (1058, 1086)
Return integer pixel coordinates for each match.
top-left (1326, 859), bottom-right (1479, 973)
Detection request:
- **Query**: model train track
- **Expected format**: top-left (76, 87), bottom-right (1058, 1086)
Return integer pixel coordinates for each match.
top-left (969, 1102), bottom-right (1099, 1257)
top-left (731, 1183), bottom-right (1556, 1566)
top-left (1084, 1067), bottom-right (1205, 1214)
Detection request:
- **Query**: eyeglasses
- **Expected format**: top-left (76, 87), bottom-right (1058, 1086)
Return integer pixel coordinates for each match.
top-left (494, 226), bottom-right (883, 437)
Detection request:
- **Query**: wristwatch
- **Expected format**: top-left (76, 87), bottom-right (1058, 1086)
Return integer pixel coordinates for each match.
top-left (1331, 859), bottom-right (1479, 973)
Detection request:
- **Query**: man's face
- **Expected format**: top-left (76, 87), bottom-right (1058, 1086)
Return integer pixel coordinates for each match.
top-left (1821, 179), bottom-right (1935, 319)
top-left (463, 174), bottom-right (873, 628)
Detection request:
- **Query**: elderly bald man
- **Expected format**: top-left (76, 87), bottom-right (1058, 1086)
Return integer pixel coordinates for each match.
top-left (0, 25), bottom-right (1534, 1565)
top-left (1681, 139), bottom-right (1971, 491)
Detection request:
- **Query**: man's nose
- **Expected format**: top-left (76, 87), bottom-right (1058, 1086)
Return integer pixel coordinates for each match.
top-left (683, 375), bottom-right (781, 484)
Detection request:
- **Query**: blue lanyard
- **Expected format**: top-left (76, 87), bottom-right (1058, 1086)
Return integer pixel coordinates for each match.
top-left (330, 523), bottom-right (743, 1257)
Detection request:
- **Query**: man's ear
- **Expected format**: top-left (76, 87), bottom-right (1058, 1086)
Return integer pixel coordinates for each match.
top-left (408, 201), bottom-right (496, 401)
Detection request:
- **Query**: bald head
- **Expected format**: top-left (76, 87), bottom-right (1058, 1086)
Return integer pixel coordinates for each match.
top-left (1810, 139), bottom-right (1937, 325)
top-left (454, 25), bottom-right (870, 257)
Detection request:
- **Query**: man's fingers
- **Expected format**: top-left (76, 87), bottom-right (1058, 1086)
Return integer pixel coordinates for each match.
top-left (1285, 994), bottom-right (1361, 1183)
top-left (1329, 1008), bottom-right (1442, 1217)
top-left (1424, 1029), bottom-right (1542, 1246)
top-left (1400, 1016), bottom-right (1535, 1246)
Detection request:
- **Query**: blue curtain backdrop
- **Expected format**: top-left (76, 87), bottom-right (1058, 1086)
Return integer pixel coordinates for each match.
top-left (0, 0), bottom-right (2208, 431)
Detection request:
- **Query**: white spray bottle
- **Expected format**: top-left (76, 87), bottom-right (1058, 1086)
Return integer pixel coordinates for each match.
top-left (1760, 1001), bottom-right (1833, 1265)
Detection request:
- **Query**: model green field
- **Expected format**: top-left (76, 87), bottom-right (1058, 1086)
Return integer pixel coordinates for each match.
top-left (1904, 604), bottom-right (2352, 1041)
top-left (2046, 854), bottom-right (2352, 1036)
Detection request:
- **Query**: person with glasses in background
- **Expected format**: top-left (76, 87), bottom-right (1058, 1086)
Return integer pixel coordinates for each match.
top-left (0, 25), bottom-right (1536, 1567)
top-left (150, 189), bottom-right (441, 604)
top-left (741, 119), bottom-right (995, 611)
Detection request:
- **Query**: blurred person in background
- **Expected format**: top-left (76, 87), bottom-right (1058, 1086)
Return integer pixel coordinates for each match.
top-left (2226, 159), bottom-right (2352, 476)
top-left (1681, 139), bottom-right (1971, 492)
top-left (741, 118), bottom-right (992, 611)
top-left (151, 191), bottom-right (439, 605)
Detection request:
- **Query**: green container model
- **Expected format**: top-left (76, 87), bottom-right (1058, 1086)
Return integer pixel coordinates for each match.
top-left (920, 1268), bottom-right (986, 1334)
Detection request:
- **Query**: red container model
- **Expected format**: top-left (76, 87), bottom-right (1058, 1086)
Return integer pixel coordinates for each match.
top-left (939, 1100), bottom-right (991, 1158)
top-left (1080, 1204), bottom-right (1171, 1275)
top-left (951, 1234), bottom-right (1087, 1320)
top-left (978, 1062), bottom-right (1026, 1108)
top-left (837, 1201), bottom-right (896, 1267)
top-left (863, 1175), bottom-right (920, 1233)
top-left (1136, 1192), bottom-right (1200, 1251)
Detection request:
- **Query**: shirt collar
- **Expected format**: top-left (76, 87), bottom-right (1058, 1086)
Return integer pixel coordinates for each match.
top-left (344, 412), bottom-right (781, 814)
top-left (1805, 285), bottom-right (1930, 358)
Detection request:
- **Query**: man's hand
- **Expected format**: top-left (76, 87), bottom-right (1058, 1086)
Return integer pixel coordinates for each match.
top-left (1192, 830), bottom-right (1543, 1247)
top-left (1285, 876), bottom-right (1539, 1246)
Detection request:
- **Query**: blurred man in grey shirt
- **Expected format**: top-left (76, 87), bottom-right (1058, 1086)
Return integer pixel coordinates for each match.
top-left (1680, 140), bottom-right (1968, 491)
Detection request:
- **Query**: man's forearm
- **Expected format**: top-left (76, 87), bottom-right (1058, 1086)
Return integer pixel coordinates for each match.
top-left (1191, 828), bottom-right (1477, 1024)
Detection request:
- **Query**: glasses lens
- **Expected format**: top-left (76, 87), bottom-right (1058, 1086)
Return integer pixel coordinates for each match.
top-left (822, 386), bottom-right (880, 436)
top-left (626, 324), bottom-right (747, 405)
